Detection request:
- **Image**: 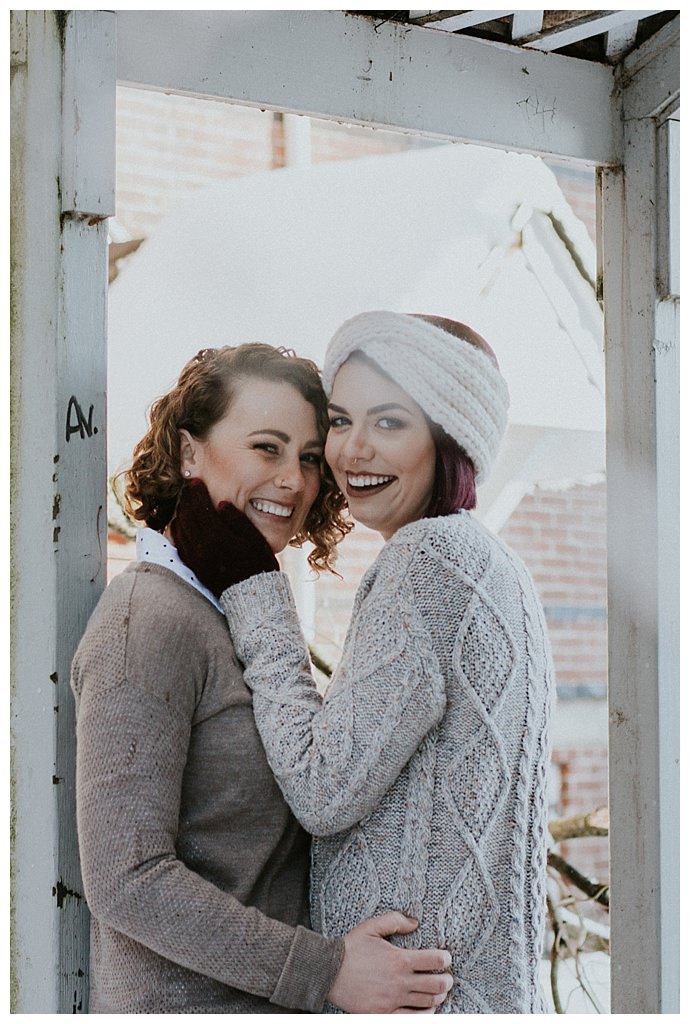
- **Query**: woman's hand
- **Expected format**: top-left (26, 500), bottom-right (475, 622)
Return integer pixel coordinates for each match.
top-left (172, 479), bottom-right (278, 597)
top-left (328, 912), bottom-right (453, 1014)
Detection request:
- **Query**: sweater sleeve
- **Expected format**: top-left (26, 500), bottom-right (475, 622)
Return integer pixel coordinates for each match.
top-left (72, 588), bottom-right (343, 1011)
top-left (220, 551), bottom-right (447, 837)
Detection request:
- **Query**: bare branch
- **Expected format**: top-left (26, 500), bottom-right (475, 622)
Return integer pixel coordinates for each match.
top-left (549, 805), bottom-right (609, 842)
top-left (308, 646), bottom-right (333, 678)
top-left (546, 893), bottom-right (565, 1014)
top-left (548, 850), bottom-right (609, 908)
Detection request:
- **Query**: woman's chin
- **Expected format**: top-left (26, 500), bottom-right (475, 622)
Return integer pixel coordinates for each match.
top-left (248, 514), bottom-right (293, 555)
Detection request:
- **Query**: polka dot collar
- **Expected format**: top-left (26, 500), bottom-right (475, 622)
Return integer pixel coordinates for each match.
top-left (136, 527), bottom-right (223, 613)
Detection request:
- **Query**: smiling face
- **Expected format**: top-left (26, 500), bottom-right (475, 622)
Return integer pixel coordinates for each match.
top-left (180, 377), bottom-right (323, 554)
top-left (325, 355), bottom-right (437, 540)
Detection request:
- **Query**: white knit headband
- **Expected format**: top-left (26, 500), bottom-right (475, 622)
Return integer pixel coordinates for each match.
top-left (322, 311), bottom-right (510, 484)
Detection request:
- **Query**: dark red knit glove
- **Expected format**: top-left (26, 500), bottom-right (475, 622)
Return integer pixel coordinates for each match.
top-left (171, 479), bottom-right (279, 598)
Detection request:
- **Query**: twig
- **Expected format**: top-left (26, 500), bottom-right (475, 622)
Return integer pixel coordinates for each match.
top-left (549, 806), bottom-right (609, 842)
top-left (547, 850), bottom-right (609, 908)
top-left (309, 647), bottom-right (333, 678)
top-left (546, 893), bottom-right (565, 1014)
top-left (571, 949), bottom-right (604, 1013)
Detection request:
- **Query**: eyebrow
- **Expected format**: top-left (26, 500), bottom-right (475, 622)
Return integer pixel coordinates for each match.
top-left (328, 401), bottom-right (415, 417)
top-left (248, 429), bottom-right (323, 449)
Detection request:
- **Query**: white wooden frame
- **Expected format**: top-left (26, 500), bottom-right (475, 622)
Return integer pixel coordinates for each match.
top-left (11, 10), bottom-right (115, 1013)
top-left (599, 21), bottom-right (680, 1009)
top-left (10, 9), bottom-right (679, 1013)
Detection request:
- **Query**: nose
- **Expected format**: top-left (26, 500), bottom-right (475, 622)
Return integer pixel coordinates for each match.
top-left (275, 457), bottom-right (305, 492)
top-left (341, 425), bottom-right (374, 465)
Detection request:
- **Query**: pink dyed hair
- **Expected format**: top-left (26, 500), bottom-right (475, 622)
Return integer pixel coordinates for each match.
top-left (426, 424), bottom-right (477, 517)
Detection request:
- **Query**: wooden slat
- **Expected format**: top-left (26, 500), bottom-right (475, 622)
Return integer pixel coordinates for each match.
top-left (525, 10), bottom-right (663, 51)
top-left (511, 11), bottom-right (544, 41)
top-left (605, 23), bottom-right (639, 61)
top-left (656, 118), bottom-right (680, 298)
top-left (61, 10), bottom-right (116, 217)
top-left (620, 17), bottom-right (679, 119)
top-left (421, 11), bottom-right (515, 32)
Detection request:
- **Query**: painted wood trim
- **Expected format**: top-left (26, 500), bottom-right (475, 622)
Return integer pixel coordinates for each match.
top-left (511, 11), bottom-right (544, 41)
top-left (420, 11), bottom-right (515, 32)
top-left (10, 11), bottom-right (63, 1010)
top-left (601, 104), bottom-right (680, 1015)
top-left (605, 24), bottom-right (638, 62)
top-left (618, 12), bottom-right (679, 84)
top-left (54, 215), bottom-right (109, 1014)
top-left (114, 9), bottom-right (620, 166)
top-left (61, 11), bottom-right (116, 216)
top-left (524, 10), bottom-right (662, 51)
top-left (10, 8), bottom-right (27, 66)
top-left (615, 17), bottom-right (680, 133)
top-left (653, 293), bottom-right (680, 1014)
top-left (656, 118), bottom-right (679, 298)
top-left (10, 10), bottom-right (112, 1012)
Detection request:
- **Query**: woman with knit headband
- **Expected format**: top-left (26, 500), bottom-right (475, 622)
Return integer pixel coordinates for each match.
top-left (175, 312), bottom-right (555, 1013)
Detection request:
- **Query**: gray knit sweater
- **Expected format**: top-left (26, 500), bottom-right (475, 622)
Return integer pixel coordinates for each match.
top-left (222, 512), bottom-right (554, 1014)
top-left (71, 561), bottom-right (344, 1013)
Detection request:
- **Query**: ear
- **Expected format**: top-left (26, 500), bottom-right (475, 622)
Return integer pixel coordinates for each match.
top-left (179, 429), bottom-right (202, 477)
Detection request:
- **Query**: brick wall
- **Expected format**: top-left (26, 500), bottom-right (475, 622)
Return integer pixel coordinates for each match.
top-left (500, 482), bottom-right (608, 699)
top-left (500, 483), bottom-right (610, 886)
top-left (115, 90), bottom-right (276, 238)
top-left (115, 88), bottom-right (418, 240)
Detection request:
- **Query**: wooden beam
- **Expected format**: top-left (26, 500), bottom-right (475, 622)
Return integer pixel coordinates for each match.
top-left (525, 10), bottom-right (663, 51)
top-left (61, 11), bottom-right (116, 216)
top-left (10, 13), bottom-right (62, 1008)
top-left (605, 23), bottom-right (638, 62)
top-left (618, 15), bottom-right (679, 118)
top-left (10, 10), bottom-right (113, 1012)
top-left (600, 20), bottom-right (680, 1012)
top-left (656, 118), bottom-right (679, 299)
top-left (115, 9), bottom-right (620, 166)
top-left (421, 11), bottom-right (515, 32)
top-left (511, 11), bottom-right (544, 41)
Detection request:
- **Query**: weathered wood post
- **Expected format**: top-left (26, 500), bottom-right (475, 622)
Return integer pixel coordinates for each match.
top-left (599, 18), bottom-right (679, 1013)
top-left (10, 10), bottom-right (115, 1012)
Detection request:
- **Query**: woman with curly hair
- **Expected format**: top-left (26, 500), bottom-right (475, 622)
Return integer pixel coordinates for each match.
top-left (71, 343), bottom-right (453, 1014)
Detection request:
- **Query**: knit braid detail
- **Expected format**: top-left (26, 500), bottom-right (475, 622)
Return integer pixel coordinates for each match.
top-left (526, 595), bottom-right (554, 1011)
top-left (395, 726), bottom-right (438, 941)
top-left (505, 589), bottom-right (539, 1012)
top-left (437, 547), bottom-right (512, 976)
top-left (528, 697), bottom-right (552, 1011)
top-left (503, 545), bottom-right (554, 1011)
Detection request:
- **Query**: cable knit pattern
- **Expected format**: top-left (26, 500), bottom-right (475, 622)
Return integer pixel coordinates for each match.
top-left (221, 512), bottom-right (554, 1013)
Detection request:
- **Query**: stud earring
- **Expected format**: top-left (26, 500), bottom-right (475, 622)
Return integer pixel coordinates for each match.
top-left (183, 470), bottom-right (192, 479)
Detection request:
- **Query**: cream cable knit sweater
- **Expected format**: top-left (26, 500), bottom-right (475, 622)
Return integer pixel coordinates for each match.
top-left (222, 512), bottom-right (554, 1014)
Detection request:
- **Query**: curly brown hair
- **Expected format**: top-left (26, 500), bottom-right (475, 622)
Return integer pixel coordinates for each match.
top-left (122, 344), bottom-right (351, 573)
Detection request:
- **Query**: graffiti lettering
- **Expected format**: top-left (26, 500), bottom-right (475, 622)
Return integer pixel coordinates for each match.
top-left (65, 396), bottom-right (98, 441)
